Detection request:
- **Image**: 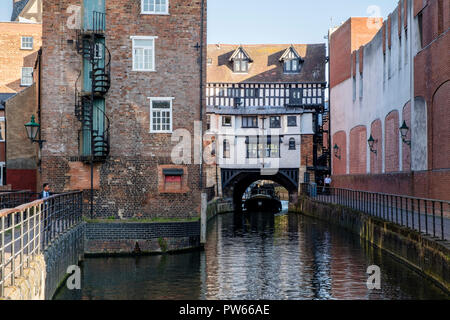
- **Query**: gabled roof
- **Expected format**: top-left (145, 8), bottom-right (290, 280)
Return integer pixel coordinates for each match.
top-left (207, 44), bottom-right (326, 83)
top-left (229, 46), bottom-right (253, 62)
top-left (11, 0), bottom-right (30, 21)
top-left (279, 45), bottom-right (304, 62)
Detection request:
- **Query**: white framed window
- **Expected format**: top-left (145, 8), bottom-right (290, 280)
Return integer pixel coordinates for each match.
top-left (94, 43), bottom-right (102, 60)
top-left (21, 67), bottom-right (33, 86)
top-left (149, 97), bottom-right (173, 133)
top-left (141, 0), bottom-right (169, 14)
top-left (0, 162), bottom-right (5, 186)
top-left (131, 36), bottom-right (157, 71)
top-left (21, 36), bottom-right (33, 50)
top-left (0, 117), bottom-right (4, 142)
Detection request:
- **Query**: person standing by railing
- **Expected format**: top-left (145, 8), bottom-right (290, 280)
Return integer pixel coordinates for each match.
top-left (39, 183), bottom-right (52, 199)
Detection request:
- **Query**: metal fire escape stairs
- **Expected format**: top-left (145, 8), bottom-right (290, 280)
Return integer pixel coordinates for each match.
top-left (74, 11), bottom-right (110, 162)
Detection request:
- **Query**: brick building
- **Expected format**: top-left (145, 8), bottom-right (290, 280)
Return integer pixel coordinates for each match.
top-left (0, 3), bottom-right (42, 189)
top-left (330, 0), bottom-right (449, 200)
top-left (205, 44), bottom-right (328, 205)
top-left (40, 0), bottom-right (206, 218)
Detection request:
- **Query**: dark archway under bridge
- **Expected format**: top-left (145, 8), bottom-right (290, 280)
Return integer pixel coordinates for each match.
top-left (221, 168), bottom-right (299, 212)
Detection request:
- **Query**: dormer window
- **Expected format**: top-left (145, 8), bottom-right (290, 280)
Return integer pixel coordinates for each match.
top-left (234, 60), bottom-right (248, 73)
top-left (229, 46), bottom-right (253, 74)
top-left (280, 46), bottom-right (303, 74)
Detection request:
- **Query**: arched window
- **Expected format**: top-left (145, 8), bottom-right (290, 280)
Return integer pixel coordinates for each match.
top-left (289, 138), bottom-right (296, 150)
top-left (223, 139), bottom-right (230, 158)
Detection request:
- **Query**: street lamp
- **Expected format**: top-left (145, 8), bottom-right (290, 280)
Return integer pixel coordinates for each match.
top-left (367, 134), bottom-right (377, 154)
top-left (333, 143), bottom-right (341, 159)
top-left (399, 120), bottom-right (411, 146)
top-left (24, 115), bottom-right (46, 149)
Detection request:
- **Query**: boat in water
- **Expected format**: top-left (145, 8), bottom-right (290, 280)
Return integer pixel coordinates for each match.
top-left (243, 184), bottom-right (282, 213)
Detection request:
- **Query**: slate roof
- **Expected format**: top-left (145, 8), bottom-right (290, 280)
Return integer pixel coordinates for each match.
top-left (11, 0), bottom-right (30, 21)
top-left (0, 93), bottom-right (16, 109)
top-left (207, 44), bottom-right (326, 83)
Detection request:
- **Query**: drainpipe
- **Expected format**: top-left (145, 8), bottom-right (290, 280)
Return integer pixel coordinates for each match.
top-left (409, 0), bottom-right (415, 171)
top-left (37, 48), bottom-right (42, 190)
top-left (199, 0), bottom-right (205, 189)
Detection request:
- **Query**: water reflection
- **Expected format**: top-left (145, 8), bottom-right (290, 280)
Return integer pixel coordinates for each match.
top-left (55, 212), bottom-right (449, 300)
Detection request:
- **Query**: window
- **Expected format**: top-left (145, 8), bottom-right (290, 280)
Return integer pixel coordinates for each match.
top-left (21, 67), bottom-right (33, 86)
top-left (150, 98), bottom-right (173, 133)
top-left (246, 136), bottom-right (260, 158)
top-left (21, 36), bottom-right (33, 50)
top-left (223, 139), bottom-right (230, 158)
top-left (227, 88), bottom-right (240, 97)
top-left (207, 58), bottom-right (212, 65)
top-left (289, 89), bottom-right (302, 104)
top-left (0, 162), bottom-right (4, 186)
top-left (94, 43), bottom-right (102, 60)
top-left (246, 136), bottom-right (279, 158)
top-left (0, 117), bottom-right (4, 142)
top-left (287, 116), bottom-right (297, 127)
top-left (222, 116), bottom-right (232, 127)
top-left (141, 0), bottom-right (169, 14)
top-left (234, 60), bottom-right (248, 73)
top-left (206, 115), bottom-right (211, 130)
top-left (284, 59), bottom-right (300, 73)
top-left (132, 36), bottom-right (156, 71)
top-left (242, 116), bottom-right (258, 128)
top-left (265, 136), bottom-right (280, 158)
top-left (289, 138), bottom-right (296, 150)
top-left (245, 88), bottom-right (259, 98)
top-left (270, 116), bottom-right (281, 128)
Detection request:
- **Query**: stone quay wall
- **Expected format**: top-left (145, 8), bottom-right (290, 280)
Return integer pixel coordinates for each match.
top-left (291, 197), bottom-right (450, 293)
top-left (84, 221), bottom-right (201, 255)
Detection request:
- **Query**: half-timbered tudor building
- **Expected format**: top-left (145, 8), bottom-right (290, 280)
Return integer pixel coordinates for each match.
top-left (205, 44), bottom-right (328, 204)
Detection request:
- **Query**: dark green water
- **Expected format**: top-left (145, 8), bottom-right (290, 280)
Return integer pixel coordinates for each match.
top-left (55, 212), bottom-right (449, 300)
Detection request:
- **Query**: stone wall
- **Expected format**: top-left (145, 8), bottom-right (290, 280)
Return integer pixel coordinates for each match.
top-left (44, 222), bottom-right (85, 299)
top-left (291, 197), bottom-right (450, 293)
top-left (84, 221), bottom-right (201, 255)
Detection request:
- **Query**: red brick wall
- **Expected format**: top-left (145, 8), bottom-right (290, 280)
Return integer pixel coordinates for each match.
top-left (330, 19), bottom-right (351, 88)
top-left (41, 0), bottom-right (206, 218)
top-left (414, 0), bottom-right (450, 171)
top-left (332, 169), bottom-right (450, 201)
top-left (349, 125), bottom-right (366, 174)
top-left (402, 102), bottom-right (411, 171)
top-left (301, 134), bottom-right (313, 167)
top-left (7, 169), bottom-right (37, 192)
top-left (432, 81), bottom-right (450, 170)
top-left (329, 18), bottom-right (382, 89)
top-left (332, 131), bottom-right (347, 175)
top-left (0, 22), bottom-right (42, 93)
top-left (370, 120), bottom-right (382, 174)
top-left (384, 110), bottom-right (399, 172)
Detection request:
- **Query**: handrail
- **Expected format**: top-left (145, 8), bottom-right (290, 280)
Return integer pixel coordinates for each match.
top-left (300, 183), bottom-right (450, 241)
top-left (0, 191), bottom-right (83, 297)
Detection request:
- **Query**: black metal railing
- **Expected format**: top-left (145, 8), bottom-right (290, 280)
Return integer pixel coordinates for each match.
top-left (0, 191), bottom-right (83, 297)
top-left (301, 183), bottom-right (450, 241)
top-left (0, 191), bottom-right (39, 210)
top-left (206, 82), bottom-right (326, 109)
top-left (91, 11), bottom-right (106, 33)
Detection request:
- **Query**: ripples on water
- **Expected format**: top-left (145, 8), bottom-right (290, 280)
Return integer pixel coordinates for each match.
top-left (55, 211), bottom-right (449, 300)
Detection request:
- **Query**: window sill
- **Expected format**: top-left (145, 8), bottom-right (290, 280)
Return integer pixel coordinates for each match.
top-left (141, 12), bottom-right (170, 15)
top-left (131, 69), bottom-right (157, 72)
top-left (20, 47), bottom-right (33, 50)
top-left (150, 131), bottom-right (172, 134)
top-left (20, 84), bottom-right (33, 87)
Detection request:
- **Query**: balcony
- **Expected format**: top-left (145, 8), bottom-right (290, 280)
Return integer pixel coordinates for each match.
top-left (206, 82), bottom-right (326, 111)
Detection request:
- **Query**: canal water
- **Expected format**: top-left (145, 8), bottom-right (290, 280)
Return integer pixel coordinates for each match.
top-left (55, 209), bottom-right (449, 300)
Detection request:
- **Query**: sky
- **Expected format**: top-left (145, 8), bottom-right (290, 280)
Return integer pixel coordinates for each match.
top-left (0, 0), bottom-right (398, 44)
